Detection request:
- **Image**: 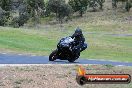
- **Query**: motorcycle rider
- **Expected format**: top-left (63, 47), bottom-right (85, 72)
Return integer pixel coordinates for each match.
top-left (71, 27), bottom-right (87, 56)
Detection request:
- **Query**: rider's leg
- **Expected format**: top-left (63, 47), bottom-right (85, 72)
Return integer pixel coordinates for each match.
top-left (80, 43), bottom-right (87, 52)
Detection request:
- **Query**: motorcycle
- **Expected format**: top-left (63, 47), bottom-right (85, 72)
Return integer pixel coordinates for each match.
top-left (49, 37), bottom-right (80, 62)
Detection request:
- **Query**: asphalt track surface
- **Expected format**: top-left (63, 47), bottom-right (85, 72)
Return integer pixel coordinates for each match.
top-left (0, 53), bottom-right (132, 66)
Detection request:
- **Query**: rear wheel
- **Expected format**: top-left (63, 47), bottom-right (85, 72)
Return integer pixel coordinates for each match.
top-left (68, 56), bottom-right (78, 62)
top-left (68, 53), bottom-right (80, 62)
top-left (49, 50), bottom-right (58, 61)
top-left (68, 58), bottom-right (76, 62)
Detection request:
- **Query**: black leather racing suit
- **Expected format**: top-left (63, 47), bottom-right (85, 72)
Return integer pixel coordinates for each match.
top-left (71, 33), bottom-right (87, 54)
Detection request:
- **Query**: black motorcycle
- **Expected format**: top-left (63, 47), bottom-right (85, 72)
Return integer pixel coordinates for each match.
top-left (49, 37), bottom-right (79, 62)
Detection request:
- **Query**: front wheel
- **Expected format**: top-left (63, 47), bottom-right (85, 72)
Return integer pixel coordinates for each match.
top-left (49, 50), bottom-right (58, 61)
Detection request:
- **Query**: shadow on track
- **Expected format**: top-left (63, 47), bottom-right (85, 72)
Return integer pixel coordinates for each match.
top-left (49, 60), bottom-right (79, 64)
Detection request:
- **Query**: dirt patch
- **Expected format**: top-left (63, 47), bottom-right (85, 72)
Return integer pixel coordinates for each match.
top-left (0, 65), bottom-right (132, 88)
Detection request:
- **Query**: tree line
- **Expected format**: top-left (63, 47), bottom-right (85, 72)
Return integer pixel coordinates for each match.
top-left (0, 0), bottom-right (131, 27)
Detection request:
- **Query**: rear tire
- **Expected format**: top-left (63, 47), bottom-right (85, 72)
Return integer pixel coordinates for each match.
top-left (68, 56), bottom-right (78, 62)
top-left (68, 53), bottom-right (79, 62)
top-left (68, 59), bottom-right (76, 62)
top-left (49, 50), bottom-right (58, 61)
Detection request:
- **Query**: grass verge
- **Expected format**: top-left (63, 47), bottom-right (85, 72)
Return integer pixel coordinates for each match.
top-left (0, 26), bottom-right (132, 62)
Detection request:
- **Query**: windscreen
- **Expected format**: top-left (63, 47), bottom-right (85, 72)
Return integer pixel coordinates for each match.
top-left (61, 37), bottom-right (74, 44)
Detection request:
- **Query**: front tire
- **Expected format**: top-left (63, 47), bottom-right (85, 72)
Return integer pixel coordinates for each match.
top-left (49, 50), bottom-right (58, 61)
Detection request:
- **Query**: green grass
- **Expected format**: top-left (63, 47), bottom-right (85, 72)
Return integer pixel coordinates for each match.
top-left (0, 28), bottom-right (59, 55)
top-left (82, 33), bottom-right (132, 61)
top-left (0, 26), bottom-right (132, 62)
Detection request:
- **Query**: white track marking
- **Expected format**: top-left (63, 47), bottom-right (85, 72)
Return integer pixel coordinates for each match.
top-left (31, 55), bottom-right (36, 57)
top-left (0, 64), bottom-right (129, 67)
top-left (2, 53), bottom-right (7, 54)
top-left (117, 65), bottom-right (125, 66)
top-left (87, 59), bottom-right (129, 63)
top-left (18, 54), bottom-right (23, 56)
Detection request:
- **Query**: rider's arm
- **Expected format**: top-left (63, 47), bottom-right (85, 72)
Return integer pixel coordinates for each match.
top-left (71, 33), bottom-right (77, 39)
top-left (74, 36), bottom-right (85, 49)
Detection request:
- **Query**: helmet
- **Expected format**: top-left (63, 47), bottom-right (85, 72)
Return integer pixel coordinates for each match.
top-left (74, 27), bottom-right (82, 36)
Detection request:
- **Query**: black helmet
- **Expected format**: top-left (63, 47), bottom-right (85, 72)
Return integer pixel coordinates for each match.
top-left (74, 27), bottom-right (82, 36)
